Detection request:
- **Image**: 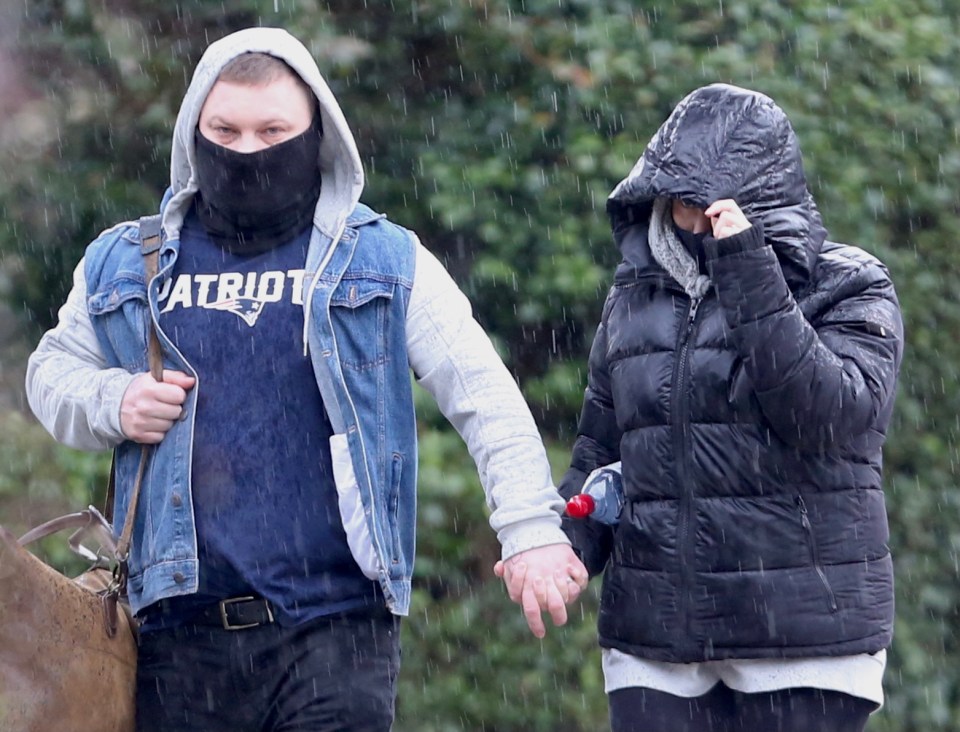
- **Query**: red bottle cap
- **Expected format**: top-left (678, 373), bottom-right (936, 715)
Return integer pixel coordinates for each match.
top-left (566, 494), bottom-right (596, 519)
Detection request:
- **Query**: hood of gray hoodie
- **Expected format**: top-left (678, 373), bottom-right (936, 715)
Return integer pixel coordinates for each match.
top-left (608, 83), bottom-right (827, 291)
top-left (162, 27), bottom-right (363, 241)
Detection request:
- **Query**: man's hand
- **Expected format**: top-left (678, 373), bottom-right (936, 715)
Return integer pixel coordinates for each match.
top-left (705, 199), bottom-right (752, 239)
top-left (120, 369), bottom-right (195, 444)
top-left (493, 544), bottom-right (589, 638)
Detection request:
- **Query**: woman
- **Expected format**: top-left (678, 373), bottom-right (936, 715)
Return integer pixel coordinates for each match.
top-left (559, 83), bottom-right (903, 731)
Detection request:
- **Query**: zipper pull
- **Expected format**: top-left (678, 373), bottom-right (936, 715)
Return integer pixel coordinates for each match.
top-left (796, 495), bottom-right (811, 529)
top-left (686, 297), bottom-right (702, 335)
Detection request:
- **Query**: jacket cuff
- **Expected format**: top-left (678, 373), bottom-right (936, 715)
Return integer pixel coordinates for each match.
top-left (704, 222), bottom-right (766, 262)
top-left (498, 518), bottom-right (571, 561)
top-left (103, 370), bottom-right (139, 442)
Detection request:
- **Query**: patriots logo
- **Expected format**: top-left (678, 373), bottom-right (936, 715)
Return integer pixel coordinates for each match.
top-left (205, 298), bottom-right (267, 327)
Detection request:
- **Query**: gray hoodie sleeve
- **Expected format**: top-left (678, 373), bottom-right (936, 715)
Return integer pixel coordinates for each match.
top-left (25, 260), bottom-right (135, 450)
top-left (405, 240), bottom-right (569, 560)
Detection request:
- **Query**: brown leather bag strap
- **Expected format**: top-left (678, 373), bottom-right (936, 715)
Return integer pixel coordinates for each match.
top-left (19, 508), bottom-right (111, 547)
top-left (103, 452), bottom-right (117, 522)
top-left (115, 214), bottom-right (165, 570)
top-left (18, 507), bottom-right (118, 563)
top-left (140, 214), bottom-right (165, 384)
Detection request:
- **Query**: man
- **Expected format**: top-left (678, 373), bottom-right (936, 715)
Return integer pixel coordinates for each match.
top-left (26, 27), bottom-right (586, 732)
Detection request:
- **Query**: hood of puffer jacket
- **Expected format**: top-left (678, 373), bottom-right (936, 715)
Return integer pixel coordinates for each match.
top-left (608, 83), bottom-right (827, 290)
top-left (161, 27), bottom-right (364, 241)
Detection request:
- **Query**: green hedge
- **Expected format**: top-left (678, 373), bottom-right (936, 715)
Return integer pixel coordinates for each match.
top-left (3, 1), bottom-right (960, 728)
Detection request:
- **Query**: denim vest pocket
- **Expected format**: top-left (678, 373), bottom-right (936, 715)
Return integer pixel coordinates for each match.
top-left (331, 432), bottom-right (381, 580)
top-left (329, 278), bottom-right (395, 371)
top-left (87, 276), bottom-right (150, 371)
top-left (387, 453), bottom-right (403, 566)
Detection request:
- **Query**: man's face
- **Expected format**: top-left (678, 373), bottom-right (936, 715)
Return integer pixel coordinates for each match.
top-left (198, 73), bottom-right (314, 153)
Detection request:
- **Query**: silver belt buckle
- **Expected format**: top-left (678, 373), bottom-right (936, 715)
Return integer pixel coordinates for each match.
top-left (219, 595), bottom-right (273, 631)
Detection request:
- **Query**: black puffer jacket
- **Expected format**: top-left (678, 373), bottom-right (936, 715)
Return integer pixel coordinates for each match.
top-left (560, 84), bottom-right (904, 663)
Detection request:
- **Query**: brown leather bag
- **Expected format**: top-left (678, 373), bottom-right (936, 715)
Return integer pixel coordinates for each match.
top-left (0, 214), bottom-right (166, 731)
top-left (0, 510), bottom-right (138, 731)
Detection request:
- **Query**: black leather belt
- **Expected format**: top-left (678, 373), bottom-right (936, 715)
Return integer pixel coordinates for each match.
top-left (146, 595), bottom-right (389, 631)
top-left (193, 596), bottom-right (275, 630)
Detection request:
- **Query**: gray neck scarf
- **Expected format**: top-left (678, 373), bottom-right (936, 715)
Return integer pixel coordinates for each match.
top-left (647, 197), bottom-right (712, 300)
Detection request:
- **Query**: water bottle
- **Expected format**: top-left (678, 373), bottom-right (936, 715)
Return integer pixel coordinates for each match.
top-left (565, 461), bottom-right (623, 525)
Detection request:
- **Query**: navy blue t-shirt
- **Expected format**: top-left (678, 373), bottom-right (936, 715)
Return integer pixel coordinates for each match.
top-left (143, 211), bottom-right (380, 629)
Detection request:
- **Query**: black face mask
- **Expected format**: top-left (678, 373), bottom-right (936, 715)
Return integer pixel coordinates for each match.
top-left (194, 115), bottom-right (323, 253)
top-left (673, 224), bottom-right (709, 271)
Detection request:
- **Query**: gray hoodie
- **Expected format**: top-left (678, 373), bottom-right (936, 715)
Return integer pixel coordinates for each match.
top-left (164, 27), bottom-right (363, 241)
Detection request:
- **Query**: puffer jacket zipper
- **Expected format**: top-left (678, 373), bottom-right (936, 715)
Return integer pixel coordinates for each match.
top-left (797, 495), bottom-right (839, 613)
top-left (672, 295), bottom-right (702, 659)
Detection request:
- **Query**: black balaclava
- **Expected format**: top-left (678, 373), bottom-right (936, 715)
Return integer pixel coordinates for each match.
top-left (194, 114), bottom-right (323, 254)
top-left (672, 224), bottom-right (709, 272)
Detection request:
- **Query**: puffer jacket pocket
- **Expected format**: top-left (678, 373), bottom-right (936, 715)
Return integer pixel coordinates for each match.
top-left (797, 495), bottom-right (839, 613)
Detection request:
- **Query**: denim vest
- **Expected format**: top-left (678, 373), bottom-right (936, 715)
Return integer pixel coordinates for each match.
top-left (84, 203), bottom-right (418, 616)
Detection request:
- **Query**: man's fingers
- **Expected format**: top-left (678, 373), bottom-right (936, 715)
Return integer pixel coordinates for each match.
top-left (143, 401), bottom-right (183, 421)
top-left (519, 578), bottom-right (571, 637)
top-left (532, 575), bottom-right (548, 608)
top-left (154, 386), bottom-right (186, 407)
top-left (120, 371), bottom-right (191, 442)
top-left (503, 561), bottom-right (527, 604)
top-left (532, 575), bottom-right (569, 629)
top-left (544, 581), bottom-right (569, 628)
top-left (521, 583), bottom-right (546, 638)
top-left (567, 561), bottom-right (589, 589)
top-left (553, 571), bottom-right (570, 603)
top-left (162, 369), bottom-right (196, 390)
top-left (136, 430), bottom-right (167, 445)
top-left (537, 572), bottom-right (571, 626)
top-left (500, 546), bottom-right (590, 636)
top-left (139, 414), bottom-right (177, 432)
top-left (124, 413), bottom-right (178, 443)
top-left (153, 382), bottom-right (192, 408)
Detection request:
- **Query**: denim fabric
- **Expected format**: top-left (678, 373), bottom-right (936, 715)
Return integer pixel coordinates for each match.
top-left (84, 202), bottom-right (417, 616)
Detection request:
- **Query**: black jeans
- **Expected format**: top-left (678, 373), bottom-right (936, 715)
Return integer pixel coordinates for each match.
top-left (136, 607), bottom-right (400, 732)
top-left (609, 683), bottom-right (878, 732)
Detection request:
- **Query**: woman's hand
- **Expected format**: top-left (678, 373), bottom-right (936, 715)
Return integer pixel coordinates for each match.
top-left (705, 199), bottom-right (752, 239)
